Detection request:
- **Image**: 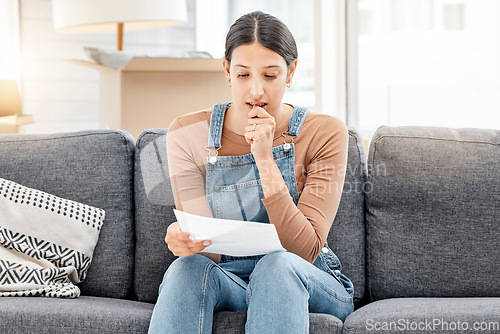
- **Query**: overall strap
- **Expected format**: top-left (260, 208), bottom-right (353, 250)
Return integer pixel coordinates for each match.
top-left (287, 106), bottom-right (309, 136)
top-left (207, 102), bottom-right (231, 148)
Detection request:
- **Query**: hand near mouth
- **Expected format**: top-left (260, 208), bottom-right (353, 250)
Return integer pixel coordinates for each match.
top-left (244, 104), bottom-right (276, 161)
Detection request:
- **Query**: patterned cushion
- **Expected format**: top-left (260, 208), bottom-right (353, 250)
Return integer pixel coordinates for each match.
top-left (0, 177), bottom-right (105, 298)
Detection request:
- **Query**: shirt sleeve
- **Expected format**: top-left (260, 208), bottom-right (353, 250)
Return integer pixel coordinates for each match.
top-left (166, 118), bottom-right (213, 218)
top-left (261, 116), bottom-right (349, 263)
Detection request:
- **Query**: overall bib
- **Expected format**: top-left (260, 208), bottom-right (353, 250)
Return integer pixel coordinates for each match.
top-left (204, 102), bottom-right (353, 292)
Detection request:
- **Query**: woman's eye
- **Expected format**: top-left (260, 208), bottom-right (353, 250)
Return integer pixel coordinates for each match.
top-left (265, 75), bottom-right (278, 79)
top-left (237, 74), bottom-right (248, 78)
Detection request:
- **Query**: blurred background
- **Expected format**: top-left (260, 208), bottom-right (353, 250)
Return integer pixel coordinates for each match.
top-left (0, 0), bottom-right (498, 141)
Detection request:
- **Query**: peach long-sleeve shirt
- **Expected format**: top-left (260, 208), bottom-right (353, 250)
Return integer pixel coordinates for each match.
top-left (166, 106), bottom-right (348, 263)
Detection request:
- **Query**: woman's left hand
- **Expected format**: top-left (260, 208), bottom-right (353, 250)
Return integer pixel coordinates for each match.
top-left (244, 106), bottom-right (276, 160)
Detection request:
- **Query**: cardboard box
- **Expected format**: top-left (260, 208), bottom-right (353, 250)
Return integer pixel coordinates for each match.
top-left (72, 57), bottom-right (233, 139)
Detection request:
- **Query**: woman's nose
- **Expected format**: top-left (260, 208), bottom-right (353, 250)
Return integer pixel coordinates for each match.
top-left (249, 78), bottom-right (264, 97)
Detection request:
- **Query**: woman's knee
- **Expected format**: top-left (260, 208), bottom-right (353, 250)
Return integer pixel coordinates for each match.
top-left (160, 254), bottom-right (215, 288)
top-left (168, 254), bottom-right (213, 271)
top-left (256, 251), bottom-right (301, 269)
top-left (250, 251), bottom-right (305, 282)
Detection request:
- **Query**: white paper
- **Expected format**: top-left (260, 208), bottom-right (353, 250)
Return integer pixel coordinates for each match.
top-left (173, 209), bottom-right (286, 257)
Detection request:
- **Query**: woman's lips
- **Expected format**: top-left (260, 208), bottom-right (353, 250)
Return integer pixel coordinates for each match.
top-left (247, 102), bottom-right (268, 110)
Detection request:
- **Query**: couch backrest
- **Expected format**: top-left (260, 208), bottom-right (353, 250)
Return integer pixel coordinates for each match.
top-left (134, 127), bottom-right (368, 306)
top-left (331, 127), bottom-right (367, 306)
top-left (0, 130), bottom-right (135, 299)
top-left (365, 126), bottom-right (500, 301)
top-left (134, 129), bottom-right (176, 303)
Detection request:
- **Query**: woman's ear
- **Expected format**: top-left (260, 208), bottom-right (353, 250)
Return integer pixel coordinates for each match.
top-left (222, 58), bottom-right (231, 81)
top-left (286, 59), bottom-right (298, 85)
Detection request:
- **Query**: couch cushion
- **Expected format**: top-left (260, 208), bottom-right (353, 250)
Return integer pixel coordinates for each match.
top-left (0, 130), bottom-right (135, 298)
top-left (343, 298), bottom-right (500, 334)
top-left (134, 129), bottom-right (176, 303)
top-left (0, 296), bottom-right (153, 334)
top-left (134, 127), bottom-right (367, 306)
top-left (331, 127), bottom-right (367, 306)
top-left (366, 126), bottom-right (500, 301)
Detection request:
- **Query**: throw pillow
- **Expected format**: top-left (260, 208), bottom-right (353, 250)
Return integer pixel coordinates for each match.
top-left (0, 177), bottom-right (105, 298)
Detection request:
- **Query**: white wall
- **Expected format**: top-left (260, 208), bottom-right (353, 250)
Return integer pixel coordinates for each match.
top-left (19, 0), bottom-right (197, 134)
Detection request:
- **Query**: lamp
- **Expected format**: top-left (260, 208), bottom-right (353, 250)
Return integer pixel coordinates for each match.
top-left (51, 0), bottom-right (188, 51)
top-left (0, 80), bottom-right (21, 116)
top-left (0, 79), bottom-right (33, 133)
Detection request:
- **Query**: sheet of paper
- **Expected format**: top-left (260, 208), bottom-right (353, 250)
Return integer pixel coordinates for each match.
top-left (173, 209), bottom-right (286, 257)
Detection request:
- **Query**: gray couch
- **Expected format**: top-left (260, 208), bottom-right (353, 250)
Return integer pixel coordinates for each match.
top-left (0, 125), bottom-right (498, 333)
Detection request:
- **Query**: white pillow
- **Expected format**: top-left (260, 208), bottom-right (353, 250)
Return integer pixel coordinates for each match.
top-left (0, 177), bottom-right (105, 298)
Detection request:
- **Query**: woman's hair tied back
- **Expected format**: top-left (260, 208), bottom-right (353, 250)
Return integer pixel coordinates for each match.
top-left (224, 11), bottom-right (298, 68)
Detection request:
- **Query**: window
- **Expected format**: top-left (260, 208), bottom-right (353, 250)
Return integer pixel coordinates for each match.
top-left (0, 0), bottom-right (20, 80)
top-left (196, 0), bottom-right (498, 139)
top-left (355, 0), bottom-right (500, 140)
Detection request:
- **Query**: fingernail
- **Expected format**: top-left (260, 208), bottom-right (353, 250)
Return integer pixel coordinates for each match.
top-left (203, 241), bottom-right (211, 246)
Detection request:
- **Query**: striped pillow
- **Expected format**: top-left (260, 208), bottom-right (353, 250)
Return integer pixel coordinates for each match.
top-left (0, 177), bottom-right (104, 298)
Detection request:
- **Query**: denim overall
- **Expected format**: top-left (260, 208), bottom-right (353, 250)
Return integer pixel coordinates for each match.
top-left (204, 102), bottom-right (353, 292)
top-left (148, 103), bottom-right (354, 334)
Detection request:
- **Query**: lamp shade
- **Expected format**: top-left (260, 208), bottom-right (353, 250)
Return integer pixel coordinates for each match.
top-left (52, 0), bottom-right (188, 33)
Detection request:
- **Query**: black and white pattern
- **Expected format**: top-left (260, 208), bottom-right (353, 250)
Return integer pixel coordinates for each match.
top-left (0, 177), bottom-right (105, 298)
top-left (0, 227), bottom-right (91, 282)
top-left (0, 260), bottom-right (79, 298)
top-left (0, 178), bottom-right (104, 231)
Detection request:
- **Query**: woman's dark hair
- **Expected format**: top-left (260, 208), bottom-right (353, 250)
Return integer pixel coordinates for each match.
top-left (225, 11), bottom-right (298, 68)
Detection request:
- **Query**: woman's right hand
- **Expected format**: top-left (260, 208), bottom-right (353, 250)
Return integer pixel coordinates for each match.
top-left (165, 222), bottom-right (212, 257)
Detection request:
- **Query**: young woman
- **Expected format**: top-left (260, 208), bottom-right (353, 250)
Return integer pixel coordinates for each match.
top-left (148, 11), bottom-right (354, 334)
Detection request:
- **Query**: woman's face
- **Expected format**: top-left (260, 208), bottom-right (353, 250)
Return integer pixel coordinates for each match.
top-left (224, 42), bottom-right (296, 116)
